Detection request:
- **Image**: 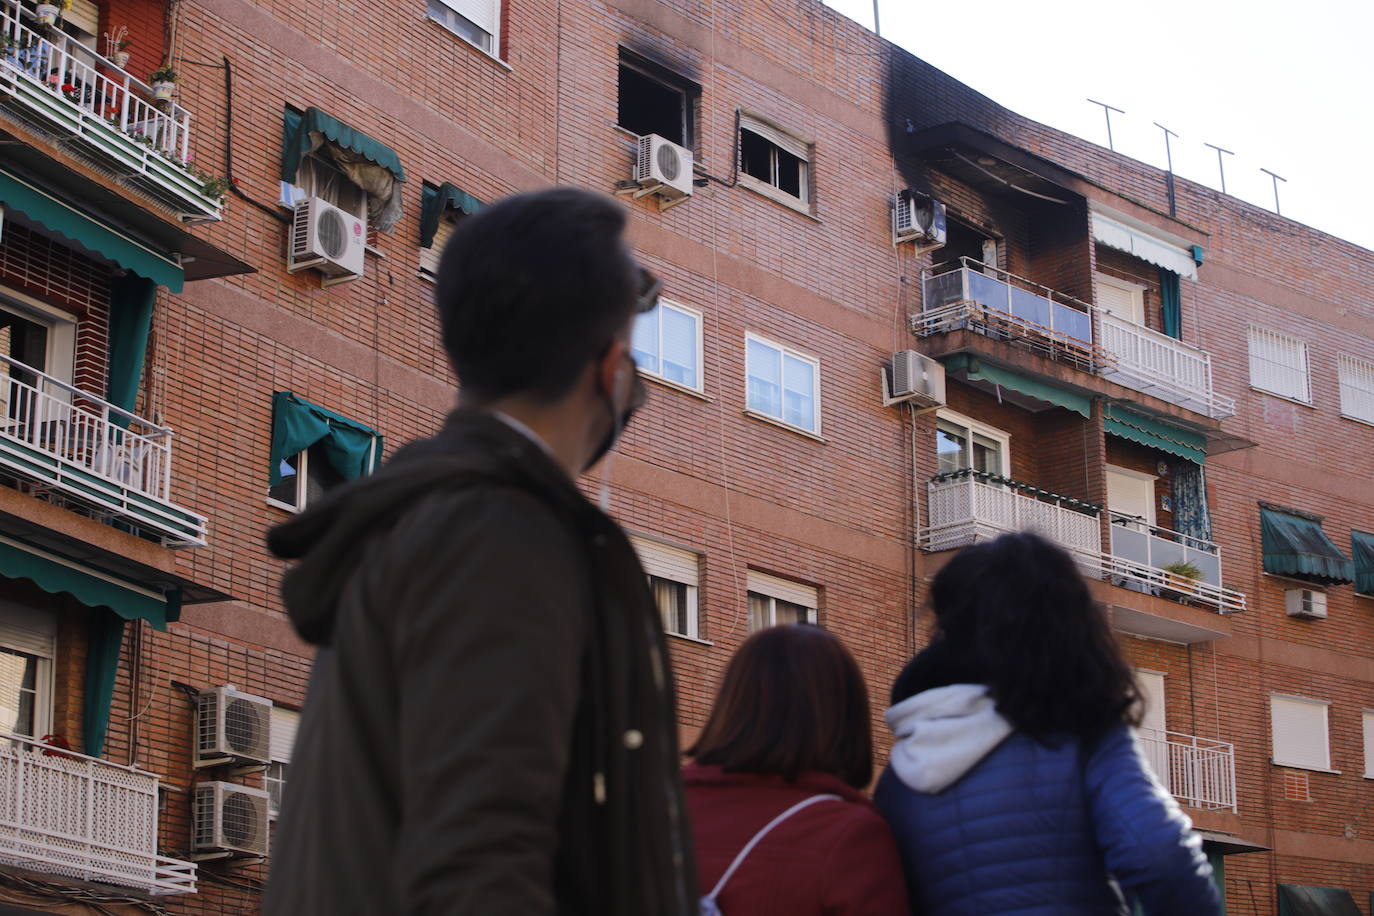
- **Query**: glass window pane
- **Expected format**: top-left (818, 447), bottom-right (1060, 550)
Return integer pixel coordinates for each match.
top-left (661, 306), bottom-right (697, 388)
top-left (269, 453), bottom-right (302, 507)
top-left (747, 593), bottom-right (770, 632)
top-left (747, 339), bottom-right (782, 417)
top-left (782, 355), bottom-right (815, 430)
top-left (740, 130), bottom-right (772, 183)
top-left (0, 649), bottom-right (37, 737)
top-left (936, 422), bottom-right (968, 475)
top-left (776, 148), bottom-right (804, 199)
top-left (774, 598), bottom-right (811, 625)
top-left (632, 306), bottom-right (661, 375)
top-left (652, 576), bottom-right (688, 635)
top-left (971, 433), bottom-right (1002, 475)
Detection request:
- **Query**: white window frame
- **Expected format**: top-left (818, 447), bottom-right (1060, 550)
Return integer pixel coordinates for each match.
top-left (630, 535), bottom-right (701, 640)
top-left (1270, 693), bottom-right (1333, 772)
top-left (0, 289), bottom-right (78, 388)
top-left (266, 436), bottom-right (381, 514)
top-left (266, 706), bottom-right (299, 819)
top-left (746, 570), bottom-right (818, 631)
top-left (633, 299), bottom-right (704, 394)
top-left (737, 112), bottom-right (812, 210)
top-left (1105, 464), bottom-right (1158, 530)
top-left (1338, 353), bottom-right (1374, 425)
top-left (1248, 325), bottom-right (1311, 404)
top-left (744, 333), bottom-right (821, 435)
top-left (427, 0), bottom-right (500, 57)
top-left (934, 408), bottom-right (1011, 478)
top-left (418, 216), bottom-right (457, 281)
top-left (0, 600), bottom-right (55, 741)
top-left (1094, 272), bottom-right (1146, 325)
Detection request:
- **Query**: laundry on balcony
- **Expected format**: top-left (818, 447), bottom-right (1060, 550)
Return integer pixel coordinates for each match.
top-left (1259, 504), bottom-right (1355, 586)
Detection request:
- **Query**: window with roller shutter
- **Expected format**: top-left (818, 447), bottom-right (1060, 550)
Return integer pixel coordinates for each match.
top-left (1248, 326), bottom-right (1311, 403)
top-left (427, 0), bottom-right (501, 56)
top-left (265, 706), bottom-right (299, 819)
top-left (746, 571), bottom-right (818, 632)
top-left (630, 536), bottom-right (700, 639)
top-left (1270, 694), bottom-right (1331, 772)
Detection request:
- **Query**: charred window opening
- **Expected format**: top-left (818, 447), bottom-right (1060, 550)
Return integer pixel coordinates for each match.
top-left (618, 53), bottom-right (696, 148)
top-left (740, 125), bottom-right (809, 203)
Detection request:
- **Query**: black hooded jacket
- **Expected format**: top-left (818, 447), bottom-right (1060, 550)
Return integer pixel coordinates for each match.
top-left (262, 409), bottom-right (696, 915)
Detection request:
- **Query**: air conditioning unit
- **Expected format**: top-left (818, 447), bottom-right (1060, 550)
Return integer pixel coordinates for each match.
top-left (633, 134), bottom-right (694, 209)
top-left (893, 190), bottom-right (948, 246)
top-left (1285, 588), bottom-right (1327, 620)
top-left (287, 196), bottom-right (367, 285)
top-left (193, 782), bottom-right (270, 857)
top-left (883, 350), bottom-right (946, 409)
top-left (195, 686), bottom-right (272, 767)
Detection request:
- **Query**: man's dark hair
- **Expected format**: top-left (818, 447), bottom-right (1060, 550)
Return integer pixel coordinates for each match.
top-left (688, 624), bottom-right (874, 788)
top-left (434, 187), bottom-right (640, 402)
top-left (895, 532), bottom-right (1141, 741)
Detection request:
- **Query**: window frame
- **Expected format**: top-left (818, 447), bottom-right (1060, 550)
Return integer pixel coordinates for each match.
top-left (737, 112), bottom-right (812, 211)
top-left (1248, 325), bottom-right (1311, 404)
top-left (266, 436), bottom-right (381, 514)
top-left (744, 332), bottom-right (821, 435)
top-left (426, 0), bottom-right (501, 58)
top-left (1269, 693), bottom-right (1333, 773)
top-left (1337, 353), bottom-right (1374, 425)
top-left (934, 408), bottom-right (1011, 478)
top-left (745, 570), bottom-right (818, 632)
top-left (0, 290), bottom-right (78, 388)
top-left (0, 602), bottom-right (56, 741)
top-left (266, 705), bottom-right (300, 820)
top-left (616, 51), bottom-right (698, 150)
top-left (630, 535), bottom-right (701, 640)
top-left (633, 298), bottom-right (704, 394)
top-left (418, 216), bottom-right (457, 282)
top-left (1094, 271), bottom-right (1146, 325)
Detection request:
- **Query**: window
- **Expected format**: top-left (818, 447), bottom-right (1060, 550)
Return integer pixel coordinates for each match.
top-left (618, 52), bottom-right (696, 148)
top-left (266, 706), bottom-right (299, 819)
top-left (267, 392), bottom-right (383, 513)
top-left (280, 155), bottom-right (367, 218)
top-left (1248, 326), bottom-right (1310, 403)
top-left (427, 0), bottom-right (500, 55)
top-left (1106, 465), bottom-right (1158, 530)
top-left (419, 218), bottom-right (456, 279)
top-left (738, 114), bottom-right (810, 207)
top-left (1270, 694), bottom-right (1331, 771)
top-left (1095, 272), bottom-right (1145, 325)
top-left (935, 410), bottom-right (1010, 477)
top-left (419, 182), bottom-right (482, 280)
top-left (746, 571), bottom-right (817, 632)
top-left (630, 536), bottom-right (700, 639)
top-left (1364, 711), bottom-right (1374, 779)
top-left (1338, 353), bottom-right (1374, 424)
top-left (745, 334), bottom-right (819, 433)
top-left (267, 441), bottom-right (356, 513)
top-left (633, 299), bottom-right (702, 392)
top-left (0, 602), bottom-right (55, 740)
top-left (0, 296), bottom-right (77, 393)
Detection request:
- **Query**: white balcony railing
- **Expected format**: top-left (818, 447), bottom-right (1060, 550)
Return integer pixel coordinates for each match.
top-left (0, 733), bottom-right (196, 894)
top-left (916, 259), bottom-right (1234, 420)
top-left (1105, 512), bottom-right (1245, 614)
top-left (0, 0), bottom-right (220, 219)
top-left (0, 352), bottom-right (207, 546)
top-left (920, 471), bottom-right (1103, 556)
top-left (1138, 728), bottom-right (1237, 812)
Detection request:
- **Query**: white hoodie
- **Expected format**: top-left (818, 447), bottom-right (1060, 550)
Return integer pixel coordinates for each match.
top-left (884, 684), bottom-right (1014, 794)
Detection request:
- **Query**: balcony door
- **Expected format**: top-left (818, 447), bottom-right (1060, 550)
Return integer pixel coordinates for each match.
top-left (1095, 272), bottom-right (1145, 325)
top-left (0, 294), bottom-right (77, 428)
top-left (1106, 465), bottom-right (1157, 531)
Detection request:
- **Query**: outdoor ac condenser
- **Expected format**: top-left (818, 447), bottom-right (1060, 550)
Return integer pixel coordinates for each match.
top-left (1284, 588), bottom-right (1327, 620)
top-left (287, 196), bottom-right (367, 285)
top-left (883, 350), bottom-right (946, 410)
top-left (195, 685), bottom-right (272, 766)
top-left (193, 782), bottom-right (270, 857)
top-left (633, 134), bottom-right (694, 208)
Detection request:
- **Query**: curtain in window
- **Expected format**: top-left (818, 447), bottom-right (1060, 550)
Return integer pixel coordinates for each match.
top-left (1171, 460), bottom-right (1212, 543)
top-left (653, 579), bottom-right (684, 634)
top-left (1160, 269), bottom-right (1182, 339)
top-left (269, 392), bottom-right (382, 486)
top-left (282, 108), bottom-right (407, 232)
top-left (105, 275), bottom-right (155, 428)
top-left (83, 614), bottom-right (123, 757)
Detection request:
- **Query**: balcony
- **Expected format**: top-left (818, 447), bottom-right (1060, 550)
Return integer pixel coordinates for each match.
top-left (0, 1), bottom-right (221, 221)
top-left (0, 733), bottom-right (196, 894)
top-left (1105, 513), bottom-right (1245, 614)
top-left (0, 353), bottom-right (207, 546)
top-left (1138, 728), bottom-right (1237, 812)
top-left (920, 470), bottom-right (1102, 556)
top-left (916, 259), bottom-right (1234, 420)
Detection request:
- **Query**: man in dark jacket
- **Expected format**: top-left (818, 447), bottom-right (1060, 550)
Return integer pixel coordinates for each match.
top-left (262, 188), bottom-right (697, 915)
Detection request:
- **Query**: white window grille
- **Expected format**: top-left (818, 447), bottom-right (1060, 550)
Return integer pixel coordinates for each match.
top-left (630, 536), bottom-right (701, 639)
top-left (738, 114), bottom-right (811, 208)
top-left (266, 706), bottom-right (299, 819)
top-left (1338, 354), bottom-right (1374, 425)
top-left (427, 0), bottom-right (500, 55)
top-left (746, 571), bottom-right (817, 632)
top-left (1248, 326), bottom-right (1310, 403)
top-left (633, 299), bottom-right (703, 392)
top-left (1270, 694), bottom-right (1330, 771)
top-left (745, 334), bottom-right (820, 434)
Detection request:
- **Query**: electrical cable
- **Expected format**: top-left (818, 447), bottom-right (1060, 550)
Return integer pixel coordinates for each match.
top-left (219, 55), bottom-right (290, 223)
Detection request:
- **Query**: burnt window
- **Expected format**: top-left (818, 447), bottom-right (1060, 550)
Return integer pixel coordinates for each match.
top-left (739, 116), bottom-right (810, 205)
top-left (618, 51), bottom-right (696, 148)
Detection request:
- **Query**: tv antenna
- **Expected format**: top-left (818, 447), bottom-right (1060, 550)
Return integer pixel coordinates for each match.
top-left (1203, 143), bottom-right (1234, 194)
top-left (1260, 168), bottom-right (1287, 215)
top-left (1153, 122), bottom-right (1179, 216)
top-left (1087, 99), bottom-right (1124, 151)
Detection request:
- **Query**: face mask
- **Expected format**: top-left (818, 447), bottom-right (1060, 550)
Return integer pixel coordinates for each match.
top-left (586, 351), bottom-right (647, 492)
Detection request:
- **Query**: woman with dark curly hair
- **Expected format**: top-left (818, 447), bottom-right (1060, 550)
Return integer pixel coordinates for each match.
top-left (876, 532), bottom-right (1221, 916)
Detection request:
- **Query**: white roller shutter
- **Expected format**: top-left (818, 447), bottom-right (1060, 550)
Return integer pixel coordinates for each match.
top-left (746, 571), bottom-right (817, 610)
top-left (739, 114), bottom-right (810, 162)
top-left (1270, 694), bottom-right (1330, 771)
top-left (0, 601), bottom-right (55, 659)
top-left (435, 0), bottom-right (498, 39)
top-left (630, 536), bottom-right (699, 586)
top-left (270, 706), bottom-right (300, 764)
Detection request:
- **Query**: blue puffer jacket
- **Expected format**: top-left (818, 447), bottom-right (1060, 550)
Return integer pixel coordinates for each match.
top-left (874, 684), bottom-right (1221, 916)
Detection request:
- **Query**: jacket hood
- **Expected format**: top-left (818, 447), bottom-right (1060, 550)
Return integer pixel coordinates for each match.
top-left (885, 684), bottom-right (1013, 794)
top-left (267, 409), bottom-right (582, 646)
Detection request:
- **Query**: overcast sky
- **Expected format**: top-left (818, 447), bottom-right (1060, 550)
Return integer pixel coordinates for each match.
top-left (822, 0), bottom-right (1374, 253)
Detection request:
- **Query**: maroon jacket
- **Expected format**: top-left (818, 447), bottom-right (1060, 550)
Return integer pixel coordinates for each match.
top-left (684, 763), bottom-right (910, 915)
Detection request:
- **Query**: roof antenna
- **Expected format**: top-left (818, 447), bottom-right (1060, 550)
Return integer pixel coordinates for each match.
top-left (872, 0), bottom-right (881, 37)
top-left (1203, 143), bottom-right (1234, 194)
top-left (1153, 122), bottom-right (1179, 217)
top-left (1260, 168), bottom-right (1287, 215)
top-left (1086, 99), bottom-right (1124, 151)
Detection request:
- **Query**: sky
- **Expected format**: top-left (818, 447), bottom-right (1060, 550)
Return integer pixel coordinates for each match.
top-left (822, 0), bottom-right (1374, 253)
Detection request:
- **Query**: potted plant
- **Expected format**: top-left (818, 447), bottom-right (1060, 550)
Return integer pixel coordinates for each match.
top-left (1160, 560), bottom-right (1203, 600)
top-left (149, 65), bottom-right (177, 101)
top-left (103, 27), bottom-right (131, 69)
top-left (34, 1), bottom-right (67, 27)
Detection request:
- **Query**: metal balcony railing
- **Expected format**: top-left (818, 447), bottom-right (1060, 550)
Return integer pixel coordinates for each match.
top-left (1099, 312), bottom-right (1235, 418)
top-left (0, 0), bottom-right (220, 219)
top-left (0, 733), bottom-right (196, 894)
top-left (0, 352), bottom-right (207, 546)
top-left (1138, 728), bottom-right (1237, 812)
top-left (1105, 512), bottom-right (1246, 614)
top-left (920, 470), bottom-right (1102, 556)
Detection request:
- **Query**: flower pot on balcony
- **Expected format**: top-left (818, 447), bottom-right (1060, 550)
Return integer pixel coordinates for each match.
top-left (35, 3), bottom-right (61, 26)
top-left (152, 80), bottom-right (176, 101)
top-left (112, 50), bottom-right (130, 68)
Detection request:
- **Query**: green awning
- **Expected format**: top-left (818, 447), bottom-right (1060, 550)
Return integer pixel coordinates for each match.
top-left (1104, 405), bottom-right (1207, 464)
top-left (107, 275), bottom-right (156, 425)
top-left (0, 168), bottom-right (184, 292)
top-left (1352, 531), bottom-right (1374, 595)
top-left (270, 391), bottom-right (382, 486)
top-left (282, 107), bottom-right (406, 185)
top-left (1278, 885), bottom-right (1361, 916)
top-left (1260, 506), bottom-right (1355, 585)
top-left (420, 182), bottom-right (483, 248)
top-left (942, 354), bottom-right (1091, 418)
top-left (0, 535), bottom-right (178, 627)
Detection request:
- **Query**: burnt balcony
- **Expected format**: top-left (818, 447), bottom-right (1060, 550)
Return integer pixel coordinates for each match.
top-left (0, 1), bottom-right (221, 220)
top-left (916, 259), bottom-right (1235, 420)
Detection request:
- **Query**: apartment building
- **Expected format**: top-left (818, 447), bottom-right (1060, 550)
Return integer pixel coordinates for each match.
top-left (0, 0), bottom-right (1368, 912)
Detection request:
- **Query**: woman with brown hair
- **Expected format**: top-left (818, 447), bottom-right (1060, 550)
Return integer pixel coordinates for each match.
top-left (684, 624), bottom-right (909, 915)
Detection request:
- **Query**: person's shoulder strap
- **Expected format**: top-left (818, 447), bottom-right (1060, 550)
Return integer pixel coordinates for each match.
top-left (702, 793), bottom-right (843, 904)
